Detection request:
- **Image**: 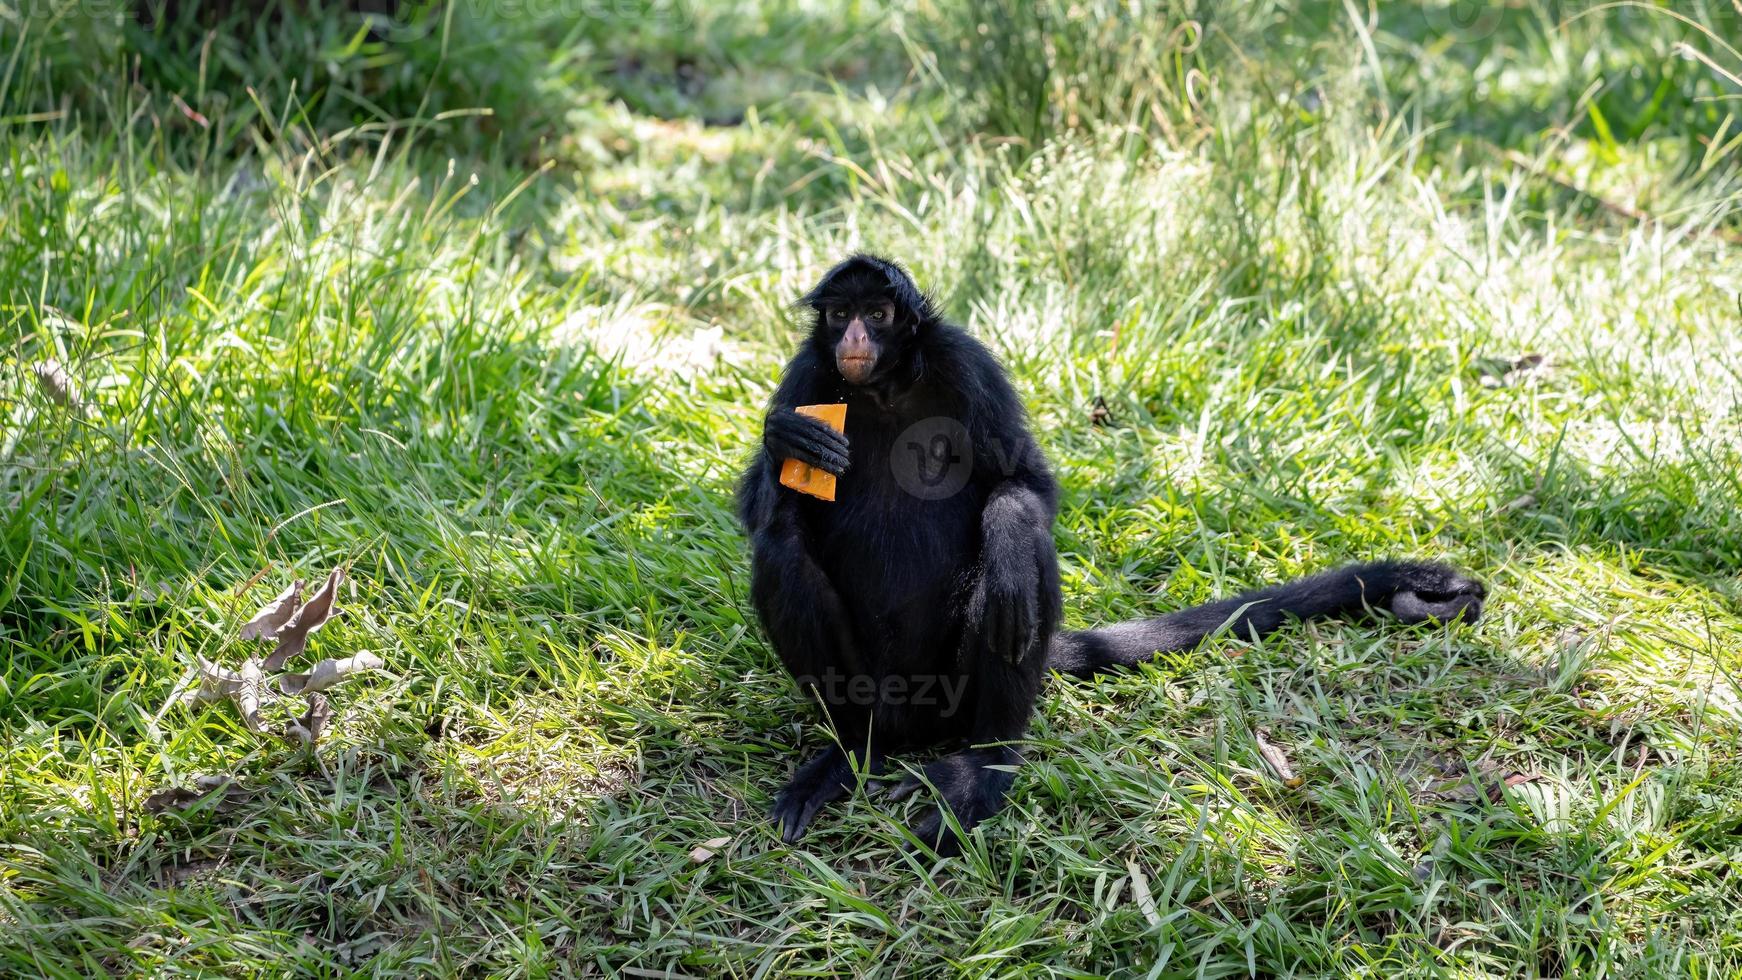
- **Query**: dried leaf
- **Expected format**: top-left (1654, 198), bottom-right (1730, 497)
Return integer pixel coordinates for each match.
top-left (170, 656), bottom-right (269, 730)
top-left (1255, 729), bottom-right (1304, 788)
top-left (32, 359), bottom-right (79, 408)
top-left (1497, 770), bottom-right (1544, 801)
top-left (236, 658), bottom-right (266, 732)
top-left (144, 775), bottom-right (248, 814)
top-left (1087, 395), bottom-right (1113, 427)
top-left (1499, 493), bottom-right (1537, 514)
top-left (174, 656), bottom-right (247, 707)
top-left (1125, 859), bottom-right (1161, 926)
top-left (689, 836), bottom-right (732, 863)
top-left (240, 579), bottom-right (303, 641)
top-left (264, 567), bottom-right (343, 671)
top-left (278, 652), bottom-right (385, 696)
top-left (285, 694), bottom-right (333, 747)
top-left (171, 93), bottom-right (209, 128)
top-left (1424, 759), bottom-right (1542, 804)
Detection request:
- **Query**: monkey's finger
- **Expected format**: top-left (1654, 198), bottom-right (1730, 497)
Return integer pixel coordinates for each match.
top-left (773, 439), bottom-right (849, 476)
top-left (811, 442), bottom-right (851, 472)
top-left (1008, 593), bottom-right (1039, 664)
top-left (774, 798), bottom-right (821, 844)
top-left (767, 415), bottom-right (840, 455)
top-left (803, 419), bottom-right (849, 453)
top-left (988, 592), bottom-right (1020, 662)
top-left (904, 809), bottom-right (965, 858)
top-left (771, 803), bottom-right (805, 843)
top-left (994, 605), bottom-right (1016, 662)
top-left (802, 433), bottom-right (851, 471)
top-left (801, 447), bottom-right (849, 476)
top-left (787, 425), bottom-right (846, 457)
top-left (790, 412), bottom-right (850, 453)
top-left (885, 774), bottom-right (926, 803)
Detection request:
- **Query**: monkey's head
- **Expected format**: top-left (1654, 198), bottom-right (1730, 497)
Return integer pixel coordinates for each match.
top-left (803, 254), bottom-right (936, 386)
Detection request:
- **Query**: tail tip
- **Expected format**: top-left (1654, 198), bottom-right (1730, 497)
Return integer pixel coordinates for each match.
top-left (1378, 561), bottom-right (1486, 625)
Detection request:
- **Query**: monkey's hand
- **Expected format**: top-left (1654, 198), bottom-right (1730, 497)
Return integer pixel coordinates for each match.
top-left (965, 546), bottom-right (1042, 665)
top-left (764, 408), bottom-right (850, 476)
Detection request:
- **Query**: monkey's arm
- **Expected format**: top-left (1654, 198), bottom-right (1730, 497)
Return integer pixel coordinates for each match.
top-left (910, 458), bottom-right (1058, 850)
top-left (963, 421), bottom-right (1063, 665)
top-left (892, 588), bottom-right (1049, 855)
top-left (737, 459), bottom-right (862, 681)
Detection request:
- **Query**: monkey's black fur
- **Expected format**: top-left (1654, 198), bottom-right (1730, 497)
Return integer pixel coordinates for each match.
top-left (737, 254), bottom-right (1486, 856)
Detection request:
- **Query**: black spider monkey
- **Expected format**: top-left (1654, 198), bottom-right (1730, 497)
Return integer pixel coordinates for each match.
top-left (737, 254), bottom-right (1486, 856)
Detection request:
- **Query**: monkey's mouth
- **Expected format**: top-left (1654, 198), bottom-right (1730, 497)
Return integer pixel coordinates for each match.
top-left (837, 355), bottom-right (876, 383)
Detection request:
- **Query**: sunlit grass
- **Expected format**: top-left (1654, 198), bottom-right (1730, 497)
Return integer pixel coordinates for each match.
top-left (2, 0), bottom-right (1740, 975)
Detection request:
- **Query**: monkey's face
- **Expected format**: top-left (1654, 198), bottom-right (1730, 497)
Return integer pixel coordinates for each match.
top-left (804, 256), bottom-right (931, 386)
top-left (824, 299), bottom-right (897, 385)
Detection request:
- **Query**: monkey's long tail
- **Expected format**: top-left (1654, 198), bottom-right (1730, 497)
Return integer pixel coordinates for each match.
top-left (1045, 561), bottom-right (1482, 678)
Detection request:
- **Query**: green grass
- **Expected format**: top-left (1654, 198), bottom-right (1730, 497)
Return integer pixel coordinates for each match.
top-left (2, 0), bottom-right (1740, 975)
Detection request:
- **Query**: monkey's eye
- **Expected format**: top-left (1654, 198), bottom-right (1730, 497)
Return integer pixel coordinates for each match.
top-left (869, 310), bottom-right (886, 322)
top-left (830, 310), bottom-right (849, 320)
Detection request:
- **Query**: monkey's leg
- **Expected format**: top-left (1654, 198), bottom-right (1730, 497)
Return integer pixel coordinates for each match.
top-left (748, 506), bottom-right (866, 690)
top-left (883, 480), bottom-right (1059, 855)
top-left (887, 745), bottom-right (1017, 857)
top-left (749, 508), bottom-right (877, 842)
top-left (887, 650), bottom-right (1045, 857)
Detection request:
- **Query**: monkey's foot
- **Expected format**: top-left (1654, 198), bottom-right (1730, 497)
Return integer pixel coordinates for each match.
top-left (771, 746), bottom-right (878, 844)
top-left (886, 748), bottom-right (1018, 858)
top-left (1383, 561), bottom-right (1487, 625)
